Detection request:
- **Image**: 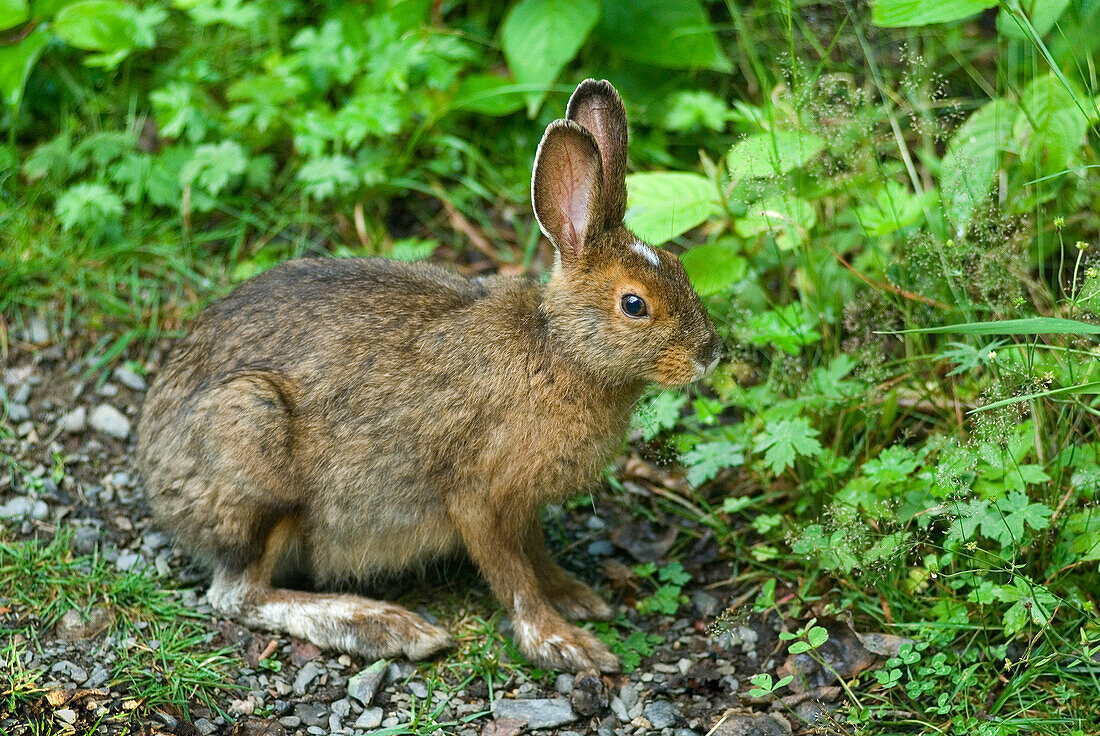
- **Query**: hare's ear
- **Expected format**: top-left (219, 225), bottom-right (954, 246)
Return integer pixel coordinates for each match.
top-left (532, 120), bottom-right (605, 268)
top-left (566, 79), bottom-right (628, 225)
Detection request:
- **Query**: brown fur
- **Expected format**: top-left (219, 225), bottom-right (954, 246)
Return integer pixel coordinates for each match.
top-left (136, 80), bottom-right (721, 672)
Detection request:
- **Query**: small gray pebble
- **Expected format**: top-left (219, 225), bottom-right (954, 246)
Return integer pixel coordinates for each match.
top-left (307, 728), bottom-right (326, 735)
top-left (644, 700), bottom-right (679, 730)
top-left (587, 540), bottom-right (614, 557)
top-left (331, 698), bottom-right (351, 718)
top-left (115, 551), bottom-right (142, 572)
top-left (55, 708), bottom-right (77, 724)
top-left (586, 515), bottom-right (606, 530)
top-left (609, 696), bottom-right (629, 722)
top-left (406, 681), bottom-right (429, 699)
top-left (6, 403), bottom-right (30, 422)
top-left (28, 316), bottom-right (49, 344)
top-left (50, 660), bottom-right (88, 683)
top-left (619, 684), bottom-right (638, 710)
top-left (83, 665), bottom-right (109, 688)
top-left (13, 382), bottom-right (32, 404)
top-left (0, 497), bottom-right (32, 521)
top-left (554, 673), bottom-right (574, 694)
top-left (293, 660), bottom-right (324, 696)
top-left (31, 500), bottom-right (49, 521)
top-left (59, 407), bottom-right (86, 434)
top-left (194, 718), bottom-right (217, 735)
top-left (278, 716), bottom-right (301, 728)
top-left (327, 714), bottom-right (342, 733)
top-left (355, 707), bottom-right (383, 729)
top-left (113, 366), bottom-right (147, 391)
top-left (89, 404), bottom-right (130, 439)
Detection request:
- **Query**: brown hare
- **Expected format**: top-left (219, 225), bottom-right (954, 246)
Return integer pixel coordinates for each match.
top-left (137, 79), bottom-right (722, 673)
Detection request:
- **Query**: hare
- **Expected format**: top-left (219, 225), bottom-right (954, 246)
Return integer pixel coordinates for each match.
top-left (136, 79), bottom-right (722, 673)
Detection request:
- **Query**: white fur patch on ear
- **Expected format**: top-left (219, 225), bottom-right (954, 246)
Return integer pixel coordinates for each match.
top-left (631, 240), bottom-right (661, 268)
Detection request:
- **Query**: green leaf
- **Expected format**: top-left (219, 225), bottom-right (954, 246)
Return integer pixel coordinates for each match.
top-left (744, 304), bottom-right (822, 355)
top-left (596, 0), bottom-right (730, 71)
top-left (854, 181), bottom-right (932, 236)
top-left (297, 154), bottom-right (358, 200)
top-left (1014, 73), bottom-right (1090, 179)
top-left (54, 0), bottom-right (136, 52)
top-left (501, 0), bottom-right (599, 116)
top-left (680, 240), bottom-right (747, 296)
top-left (997, 0), bottom-right (1071, 38)
top-left (180, 141), bottom-right (248, 196)
top-left (940, 98), bottom-right (1018, 231)
top-left (734, 196), bottom-right (816, 250)
top-left (452, 74), bottom-right (525, 116)
top-left (893, 317), bottom-right (1100, 336)
top-left (54, 183), bottom-right (124, 230)
top-left (0, 28), bottom-right (49, 110)
top-left (728, 131), bottom-right (824, 179)
top-left (632, 391), bottom-right (687, 441)
top-left (663, 90), bottom-right (729, 132)
top-left (682, 439), bottom-right (744, 488)
top-left (872, 0), bottom-right (997, 27)
top-left (0, 0), bottom-right (28, 31)
top-left (754, 418), bottom-right (823, 475)
top-left (625, 172), bottom-right (717, 243)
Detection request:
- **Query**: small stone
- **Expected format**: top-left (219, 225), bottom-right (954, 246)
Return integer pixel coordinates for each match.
top-left (194, 718), bottom-right (217, 735)
top-left (293, 702), bottom-right (328, 728)
top-left (55, 708), bottom-right (77, 724)
top-left (113, 366), bottom-right (147, 391)
top-left (331, 698), bottom-right (351, 718)
top-left (691, 590), bottom-right (721, 618)
top-left (278, 716), bottom-right (301, 728)
top-left (355, 707), bottom-right (383, 729)
top-left (328, 714), bottom-right (342, 733)
top-left (483, 718), bottom-right (526, 736)
top-left (586, 515), bottom-right (606, 530)
top-left (491, 698), bottom-right (577, 730)
top-left (84, 664), bottom-right (109, 688)
top-left (644, 700), bottom-right (679, 729)
top-left (711, 711), bottom-right (792, 736)
top-left (31, 500), bottom-right (49, 521)
top-left (677, 657), bottom-right (693, 675)
top-left (13, 382), bottom-right (31, 404)
top-left (7, 403), bottom-right (30, 422)
top-left (406, 680), bottom-right (429, 699)
top-left (293, 660), bottom-right (324, 695)
top-left (675, 730), bottom-right (700, 736)
top-left (570, 670), bottom-right (608, 716)
top-left (72, 526), bottom-right (100, 555)
top-left (232, 718), bottom-right (288, 736)
top-left (587, 540), bottom-right (614, 557)
top-left (59, 407), bottom-right (87, 434)
top-left (115, 551), bottom-right (142, 572)
top-left (609, 696), bottom-right (629, 722)
top-left (50, 660), bottom-right (88, 684)
top-left (96, 383), bottom-right (119, 397)
top-left (28, 316), bottom-right (49, 344)
top-left (554, 673), bottom-right (574, 694)
top-left (0, 497), bottom-right (32, 521)
top-left (618, 684), bottom-right (638, 710)
top-left (347, 659), bottom-right (387, 705)
top-left (89, 404), bottom-right (131, 439)
top-left (153, 711), bottom-right (178, 729)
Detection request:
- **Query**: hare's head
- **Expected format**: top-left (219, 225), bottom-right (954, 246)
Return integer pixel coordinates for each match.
top-left (533, 80), bottom-right (722, 388)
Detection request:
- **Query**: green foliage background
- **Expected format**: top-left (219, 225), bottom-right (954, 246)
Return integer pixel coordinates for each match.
top-left (4, 0), bottom-right (1100, 732)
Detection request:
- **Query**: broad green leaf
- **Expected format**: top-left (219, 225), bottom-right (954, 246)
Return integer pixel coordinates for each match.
top-left (745, 304), bottom-right (821, 355)
top-left (297, 154), bottom-right (358, 200)
top-left (180, 141), bottom-right (248, 196)
top-left (735, 196), bottom-right (816, 250)
top-left (872, 0), bottom-right (997, 27)
top-left (728, 131), bottom-right (824, 179)
top-left (940, 98), bottom-right (1018, 231)
top-left (754, 417), bottom-right (823, 474)
top-left (501, 0), bottom-right (599, 116)
top-left (54, 183), bottom-right (124, 230)
top-left (54, 0), bottom-right (135, 52)
top-left (624, 172), bottom-right (717, 243)
top-left (997, 0), bottom-right (1071, 38)
top-left (596, 0), bottom-right (730, 72)
top-left (0, 0), bottom-right (28, 31)
top-left (663, 90), bottom-right (729, 132)
top-left (680, 240), bottom-right (746, 296)
top-left (1014, 73), bottom-right (1090, 178)
top-left (682, 439), bottom-right (744, 487)
top-left (451, 74), bottom-right (525, 116)
top-left (0, 27), bottom-right (48, 109)
top-left (854, 181), bottom-right (934, 236)
top-left (632, 391), bottom-right (687, 440)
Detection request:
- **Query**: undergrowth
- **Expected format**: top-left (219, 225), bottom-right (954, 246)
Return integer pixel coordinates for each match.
top-left (3, 0), bottom-right (1100, 732)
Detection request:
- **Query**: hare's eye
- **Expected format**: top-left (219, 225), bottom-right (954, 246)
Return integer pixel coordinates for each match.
top-left (620, 294), bottom-right (648, 318)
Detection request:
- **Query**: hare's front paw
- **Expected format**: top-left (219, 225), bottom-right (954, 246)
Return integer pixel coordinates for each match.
top-left (544, 577), bottom-right (614, 621)
top-left (515, 617), bottom-right (620, 673)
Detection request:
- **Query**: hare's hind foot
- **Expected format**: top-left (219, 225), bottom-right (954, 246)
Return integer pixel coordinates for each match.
top-left (208, 571), bottom-right (454, 660)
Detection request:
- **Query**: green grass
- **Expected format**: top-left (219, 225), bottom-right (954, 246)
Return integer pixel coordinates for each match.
top-left (0, 530), bottom-right (240, 720)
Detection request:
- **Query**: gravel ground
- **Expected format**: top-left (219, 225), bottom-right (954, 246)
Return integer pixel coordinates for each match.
top-left (0, 332), bottom-right (868, 735)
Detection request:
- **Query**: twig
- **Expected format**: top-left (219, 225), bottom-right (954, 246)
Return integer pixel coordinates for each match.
top-left (434, 185), bottom-right (497, 260)
top-left (827, 247), bottom-right (951, 310)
